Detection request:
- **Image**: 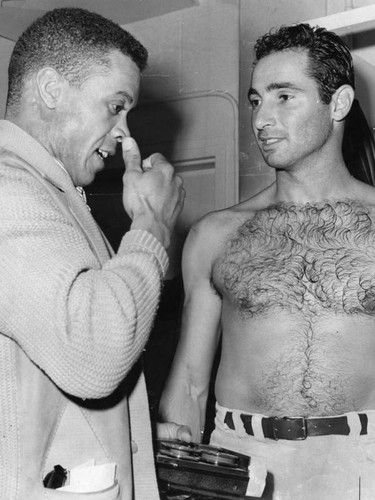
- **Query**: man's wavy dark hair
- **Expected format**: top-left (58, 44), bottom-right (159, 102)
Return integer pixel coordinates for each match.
top-left (7, 7), bottom-right (148, 112)
top-left (253, 23), bottom-right (355, 104)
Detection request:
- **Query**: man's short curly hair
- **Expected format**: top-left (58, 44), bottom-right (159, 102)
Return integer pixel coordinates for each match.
top-left (6, 7), bottom-right (148, 112)
top-left (253, 23), bottom-right (355, 104)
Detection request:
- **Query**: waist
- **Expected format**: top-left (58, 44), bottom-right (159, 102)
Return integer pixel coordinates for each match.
top-left (216, 403), bottom-right (375, 441)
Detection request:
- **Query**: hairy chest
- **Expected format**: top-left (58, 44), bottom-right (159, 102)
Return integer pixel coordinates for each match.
top-left (216, 201), bottom-right (375, 317)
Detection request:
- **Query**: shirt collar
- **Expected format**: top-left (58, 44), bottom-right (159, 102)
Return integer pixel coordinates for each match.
top-left (54, 158), bottom-right (88, 205)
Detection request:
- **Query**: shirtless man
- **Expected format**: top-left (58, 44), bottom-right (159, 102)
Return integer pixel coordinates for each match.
top-left (159, 23), bottom-right (375, 499)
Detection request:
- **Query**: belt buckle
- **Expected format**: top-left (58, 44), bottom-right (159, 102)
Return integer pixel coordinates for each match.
top-left (271, 416), bottom-right (307, 440)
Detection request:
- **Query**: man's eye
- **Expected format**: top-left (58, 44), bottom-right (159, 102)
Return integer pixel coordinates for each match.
top-left (249, 98), bottom-right (260, 109)
top-left (279, 94), bottom-right (293, 102)
top-left (110, 104), bottom-right (124, 115)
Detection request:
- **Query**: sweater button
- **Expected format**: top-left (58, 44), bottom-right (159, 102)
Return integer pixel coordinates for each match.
top-left (131, 440), bottom-right (138, 453)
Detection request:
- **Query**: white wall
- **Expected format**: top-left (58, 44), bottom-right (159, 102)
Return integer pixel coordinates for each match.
top-left (125, 0), bottom-right (239, 102)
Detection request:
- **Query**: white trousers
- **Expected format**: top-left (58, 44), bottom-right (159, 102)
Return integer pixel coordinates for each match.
top-left (210, 404), bottom-right (375, 500)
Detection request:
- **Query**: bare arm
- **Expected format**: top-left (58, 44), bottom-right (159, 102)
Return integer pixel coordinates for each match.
top-left (159, 216), bottom-right (223, 442)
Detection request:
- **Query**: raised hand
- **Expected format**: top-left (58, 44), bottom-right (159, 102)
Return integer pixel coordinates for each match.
top-left (122, 137), bottom-right (185, 248)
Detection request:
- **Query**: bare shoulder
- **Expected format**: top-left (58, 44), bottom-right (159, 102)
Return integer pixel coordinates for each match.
top-left (184, 188), bottom-right (273, 264)
top-left (350, 179), bottom-right (375, 211)
top-left (188, 202), bottom-right (255, 251)
top-left (359, 183), bottom-right (375, 205)
top-left (181, 208), bottom-right (243, 285)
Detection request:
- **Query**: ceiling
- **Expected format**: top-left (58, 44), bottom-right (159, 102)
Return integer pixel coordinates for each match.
top-left (0, 0), bottom-right (199, 41)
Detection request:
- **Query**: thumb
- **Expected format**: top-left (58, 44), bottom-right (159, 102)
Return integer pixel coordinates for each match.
top-left (122, 137), bottom-right (142, 172)
top-left (176, 425), bottom-right (193, 443)
top-left (157, 422), bottom-right (192, 443)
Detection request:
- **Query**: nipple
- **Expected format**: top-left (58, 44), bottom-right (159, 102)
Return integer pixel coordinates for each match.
top-left (361, 293), bottom-right (375, 314)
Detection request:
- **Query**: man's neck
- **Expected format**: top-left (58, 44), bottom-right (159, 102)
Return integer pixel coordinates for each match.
top-left (273, 160), bottom-right (355, 204)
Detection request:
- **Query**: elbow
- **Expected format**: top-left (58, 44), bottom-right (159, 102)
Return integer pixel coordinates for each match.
top-left (59, 369), bottom-right (125, 401)
top-left (51, 349), bottom-right (136, 400)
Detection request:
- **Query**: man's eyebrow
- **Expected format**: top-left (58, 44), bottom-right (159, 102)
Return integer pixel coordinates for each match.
top-left (266, 82), bottom-right (303, 92)
top-left (114, 91), bottom-right (134, 104)
top-left (247, 87), bottom-right (259, 101)
top-left (248, 82), bottom-right (303, 99)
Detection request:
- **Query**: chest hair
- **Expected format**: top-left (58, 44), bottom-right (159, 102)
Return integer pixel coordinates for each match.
top-left (218, 200), bottom-right (375, 317)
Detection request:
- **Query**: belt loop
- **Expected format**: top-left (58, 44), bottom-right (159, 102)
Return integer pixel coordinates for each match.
top-left (252, 414), bottom-right (266, 442)
top-left (363, 411), bottom-right (375, 437)
top-left (347, 412), bottom-right (362, 440)
top-left (232, 411), bottom-right (250, 438)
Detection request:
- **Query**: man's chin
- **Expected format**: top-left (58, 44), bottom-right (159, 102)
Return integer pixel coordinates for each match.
top-left (81, 175), bottom-right (96, 187)
top-left (85, 163), bottom-right (104, 186)
top-left (261, 154), bottom-right (288, 170)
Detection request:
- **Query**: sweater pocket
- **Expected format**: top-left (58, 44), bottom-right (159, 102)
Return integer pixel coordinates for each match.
top-left (43, 481), bottom-right (119, 500)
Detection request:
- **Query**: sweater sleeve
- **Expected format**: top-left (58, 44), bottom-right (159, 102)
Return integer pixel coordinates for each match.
top-left (0, 169), bottom-right (169, 399)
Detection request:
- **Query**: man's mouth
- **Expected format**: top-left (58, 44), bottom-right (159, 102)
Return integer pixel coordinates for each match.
top-left (96, 148), bottom-right (109, 161)
top-left (258, 137), bottom-right (285, 152)
top-left (262, 139), bottom-right (279, 145)
top-left (259, 137), bottom-right (281, 146)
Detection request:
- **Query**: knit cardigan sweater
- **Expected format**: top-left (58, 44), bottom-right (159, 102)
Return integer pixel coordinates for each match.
top-left (0, 120), bottom-right (167, 499)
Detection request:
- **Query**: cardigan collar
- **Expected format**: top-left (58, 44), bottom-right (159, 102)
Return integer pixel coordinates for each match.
top-left (0, 120), bottom-right (77, 194)
top-left (0, 119), bottom-right (113, 263)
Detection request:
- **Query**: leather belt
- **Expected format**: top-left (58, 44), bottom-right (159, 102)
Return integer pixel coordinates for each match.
top-left (224, 411), bottom-right (368, 440)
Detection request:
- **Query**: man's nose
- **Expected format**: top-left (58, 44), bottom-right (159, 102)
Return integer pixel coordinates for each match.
top-left (111, 113), bottom-right (130, 142)
top-left (253, 102), bottom-right (276, 130)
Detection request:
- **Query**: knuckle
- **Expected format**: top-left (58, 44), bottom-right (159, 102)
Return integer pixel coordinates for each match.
top-left (161, 162), bottom-right (174, 174)
top-left (149, 152), bottom-right (166, 165)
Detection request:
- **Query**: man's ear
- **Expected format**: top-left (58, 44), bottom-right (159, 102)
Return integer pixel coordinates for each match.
top-left (36, 67), bottom-right (64, 109)
top-left (331, 84), bottom-right (355, 122)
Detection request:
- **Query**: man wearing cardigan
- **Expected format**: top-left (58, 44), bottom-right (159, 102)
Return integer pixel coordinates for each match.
top-left (0, 7), bottom-right (186, 500)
